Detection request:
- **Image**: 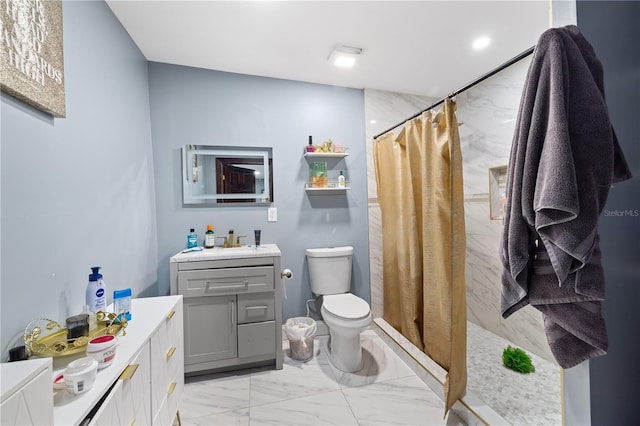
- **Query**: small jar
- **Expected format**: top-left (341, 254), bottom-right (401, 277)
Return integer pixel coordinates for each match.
top-left (66, 314), bottom-right (89, 340)
top-left (86, 335), bottom-right (117, 369)
top-left (64, 357), bottom-right (98, 394)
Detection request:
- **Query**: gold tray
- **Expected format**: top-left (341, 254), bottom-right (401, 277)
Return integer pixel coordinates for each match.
top-left (24, 312), bottom-right (127, 358)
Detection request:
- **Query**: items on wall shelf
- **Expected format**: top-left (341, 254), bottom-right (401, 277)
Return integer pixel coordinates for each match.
top-left (303, 151), bottom-right (350, 194)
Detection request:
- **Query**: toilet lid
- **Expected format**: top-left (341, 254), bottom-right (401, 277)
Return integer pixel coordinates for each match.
top-left (323, 294), bottom-right (370, 319)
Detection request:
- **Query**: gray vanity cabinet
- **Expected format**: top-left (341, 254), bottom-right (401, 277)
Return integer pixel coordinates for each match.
top-left (170, 245), bottom-right (284, 375)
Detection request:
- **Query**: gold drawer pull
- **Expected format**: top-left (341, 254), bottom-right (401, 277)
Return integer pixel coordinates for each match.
top-left (129, 417), bottom-right (135, 426)
top-left (167, 381), bottom-right (176, 395)
top-left (119, 364), bottom-right (139, 380)
top-left (166, 346), bottom-right (176, 358)
top-left (166, 310), bottom-right (176, 320)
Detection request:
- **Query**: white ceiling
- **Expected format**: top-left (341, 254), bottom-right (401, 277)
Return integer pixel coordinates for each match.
top-left (105, 1), bottom-right (550, 97)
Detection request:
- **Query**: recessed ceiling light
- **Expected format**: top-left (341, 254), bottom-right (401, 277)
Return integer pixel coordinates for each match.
top-left (472, 37), bottom-right (491, 50)
top-left (370, 119), bottom-right (377, 124)
top-left (329, 45), bottom-right (363, 68)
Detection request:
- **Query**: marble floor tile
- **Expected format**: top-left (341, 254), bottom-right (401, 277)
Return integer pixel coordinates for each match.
top-left (180, 370), bottom-right (251, 419)
top-left (249, 338), bottom-right (340, 407)
top-left (179, 408), bottom-right (249, 426)
top-left (180, 325), bottom-right (478, 426)
top-left (325, 330), bottom-right (415, 388)
top-left (250, 390), bottom-right (358, 426)
top-left (342, 375), bottom-right (459, 426)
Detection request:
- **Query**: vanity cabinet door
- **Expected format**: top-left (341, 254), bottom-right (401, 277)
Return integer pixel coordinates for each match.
top-left (238, 321), bottom-right (276, 358)
top-left (183, 295), bottom-right (237, 365)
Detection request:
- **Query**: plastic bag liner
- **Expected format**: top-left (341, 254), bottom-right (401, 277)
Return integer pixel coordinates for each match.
top-left (285, 317), bottom-right (317, 361)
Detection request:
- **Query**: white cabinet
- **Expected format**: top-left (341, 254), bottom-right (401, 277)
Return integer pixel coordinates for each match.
top-left (1, 358), bottom-right (53, 425)
top-left (92, 344), bottom-right (151, 426)
top-left (170, 244), bottom-right (283, 375)
top-left (92, 299), bottom-right (184, 426)
top-left (150, 304), bottom-right (184, 426)
top-left (1, 297), bottom-right (183, 426)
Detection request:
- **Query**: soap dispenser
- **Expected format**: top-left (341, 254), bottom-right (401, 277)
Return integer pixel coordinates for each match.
top-left (86, 267), bottom-right (106, 313)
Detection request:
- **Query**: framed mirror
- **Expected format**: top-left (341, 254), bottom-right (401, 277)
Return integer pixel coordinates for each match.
top-left (182, 145), bottom-right (273, 206)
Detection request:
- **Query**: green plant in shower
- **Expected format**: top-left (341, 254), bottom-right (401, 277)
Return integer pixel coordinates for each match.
top-left (502, 345), bottom-right (535, 374)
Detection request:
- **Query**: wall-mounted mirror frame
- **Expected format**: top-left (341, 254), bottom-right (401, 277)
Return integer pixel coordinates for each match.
top-left (182, 145), bottom-right (273, 206)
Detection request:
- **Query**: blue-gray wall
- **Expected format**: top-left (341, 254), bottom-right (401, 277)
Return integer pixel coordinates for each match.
top-left (147, 63), bottom-right (370, 320)
top-left (576, 2), bottom-right (640, 423)
top-left (0, 1), bottom-right (156, 354)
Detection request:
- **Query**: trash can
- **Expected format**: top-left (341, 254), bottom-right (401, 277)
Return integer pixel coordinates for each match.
top-left (285, 317), bottom-right (317, 361)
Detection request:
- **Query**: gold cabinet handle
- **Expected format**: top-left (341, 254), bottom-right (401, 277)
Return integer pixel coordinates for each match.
top-left (119, 364), bottom-right (139, 380)
top-left (166, 310), bottom-right (176, 320)
top-left (129, 417), bottom-right (135, 426)
top-left (167, 382), bottom-right (176, 395)
top-left (166, 346), bottom-right (176, 358)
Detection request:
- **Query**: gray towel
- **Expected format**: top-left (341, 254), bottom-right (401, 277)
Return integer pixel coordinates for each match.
top-left (500, 25), bottom-right (632, 368)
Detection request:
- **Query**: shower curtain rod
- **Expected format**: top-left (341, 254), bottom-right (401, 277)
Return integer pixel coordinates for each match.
top-left (373, 46), bottom-right (535, 140)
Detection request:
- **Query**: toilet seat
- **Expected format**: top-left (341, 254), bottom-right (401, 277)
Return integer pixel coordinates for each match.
top-left (323, 293), bottom-right (370, 319)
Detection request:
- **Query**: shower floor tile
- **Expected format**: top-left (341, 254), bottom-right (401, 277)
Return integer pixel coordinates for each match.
top-left (466, 321), bottom-right (562, 426)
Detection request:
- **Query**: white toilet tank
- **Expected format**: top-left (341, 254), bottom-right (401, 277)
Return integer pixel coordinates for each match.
top-left (306, 246), bottom-right (353, 295)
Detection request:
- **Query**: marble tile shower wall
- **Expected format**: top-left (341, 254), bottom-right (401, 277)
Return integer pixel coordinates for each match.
top-left (364, 57), bottom-right (555, 363)
top-left (455, 57), bottom-right (554, 363)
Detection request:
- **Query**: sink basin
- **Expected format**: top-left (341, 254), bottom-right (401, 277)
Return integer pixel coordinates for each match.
top-left (170, 243), bottom-right (281, 262)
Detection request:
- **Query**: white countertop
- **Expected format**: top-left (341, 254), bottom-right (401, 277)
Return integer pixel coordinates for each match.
top-left (170, 243), bottom-right (281, 263)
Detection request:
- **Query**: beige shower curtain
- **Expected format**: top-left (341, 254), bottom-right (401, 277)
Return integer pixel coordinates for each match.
top-left (374, 98), bottom-right (466, 413)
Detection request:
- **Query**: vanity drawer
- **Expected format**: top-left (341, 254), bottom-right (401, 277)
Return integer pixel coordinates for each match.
top-left (178, 266), bottom-right (274, 297)
top-left (237, 293), bottom-right (275, 324)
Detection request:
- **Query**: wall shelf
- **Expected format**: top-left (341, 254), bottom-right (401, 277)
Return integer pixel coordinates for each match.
top-left (304, 152), bottom-right (349, 158)
top-left (305, 185), bottom-right (349, 194)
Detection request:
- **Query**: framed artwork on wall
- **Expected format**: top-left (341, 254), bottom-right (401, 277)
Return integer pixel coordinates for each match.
top-left (488, 165), bottom-right (508, 220)
top-left (1, 0), bottom-right (66, 117)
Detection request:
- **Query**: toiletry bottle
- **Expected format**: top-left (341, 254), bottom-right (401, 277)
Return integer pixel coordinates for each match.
top-left (113, 288), bottom-right (132, 321)
top-left (338, 171), bottom-right (346, 188)
top-left (205, 224), bottom-right (215, 248)
top-left (187, 228), bottom-right (198, 249)
top-left (82, 305), bottom-right (97, 332)
top-left (86, 267), bottom-right (106, 313)
top-left (306, 135), bottom-right (315, 152)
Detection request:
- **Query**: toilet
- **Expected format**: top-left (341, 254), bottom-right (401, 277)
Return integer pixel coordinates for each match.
top-left (306, 246), bottom-right (372, 372)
